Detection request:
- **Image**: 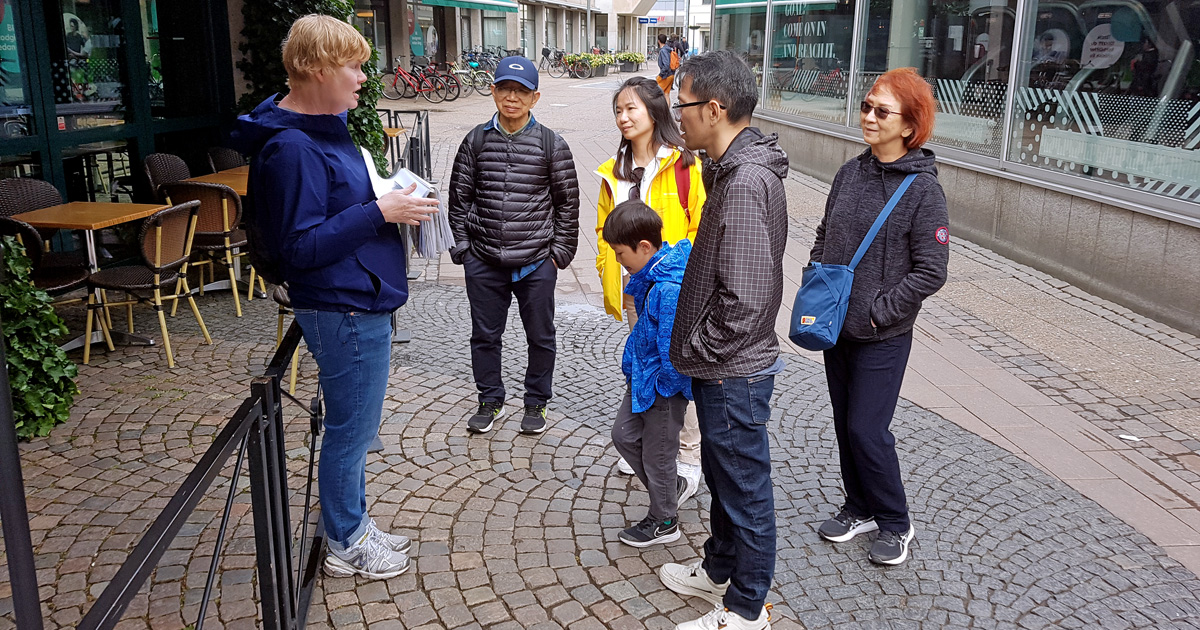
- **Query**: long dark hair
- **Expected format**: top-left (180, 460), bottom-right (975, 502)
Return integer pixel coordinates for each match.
top-left (612, 77), bottom-right (695, 183)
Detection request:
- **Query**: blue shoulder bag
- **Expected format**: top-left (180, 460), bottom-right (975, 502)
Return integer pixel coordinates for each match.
top-left (789, 173), bottom-right (917, 351)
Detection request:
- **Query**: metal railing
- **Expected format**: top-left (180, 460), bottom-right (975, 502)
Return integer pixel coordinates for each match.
top-left (0, 248), bottom-right (324, 630)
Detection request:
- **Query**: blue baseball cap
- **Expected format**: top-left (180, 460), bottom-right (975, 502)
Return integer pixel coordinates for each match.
top-left (494, 56), bottom-right (539, 91)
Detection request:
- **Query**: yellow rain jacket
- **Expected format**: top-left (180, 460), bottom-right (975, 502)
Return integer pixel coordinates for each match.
top-left (595, 148), bottom-right (706, 321)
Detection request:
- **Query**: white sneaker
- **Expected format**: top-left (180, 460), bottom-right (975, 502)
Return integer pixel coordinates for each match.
top-left (324, 530), bottom-right (410, 579)
top-left (677, 461), bottom-right (702, 505)
top-left (367, 518), bottom-right (411, 554)
top-left (676, 604), bottom-right (772, 630)
top-left (616, 456), bottom-right (635, 475)
top-left (658, 560), bottom-right (728, 606)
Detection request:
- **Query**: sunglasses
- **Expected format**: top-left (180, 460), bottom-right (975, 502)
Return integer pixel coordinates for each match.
top-left (860, 101), bottom-right (901, 120)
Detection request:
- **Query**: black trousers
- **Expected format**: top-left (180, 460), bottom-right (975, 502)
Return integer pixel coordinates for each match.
top-left (823, 330), bottom-right (913, 532)
top-left (463, 253), bottom-right (557, 406)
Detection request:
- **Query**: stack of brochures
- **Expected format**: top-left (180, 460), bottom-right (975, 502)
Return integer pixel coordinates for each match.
top-left (362, 149), bottom-right (456, 259)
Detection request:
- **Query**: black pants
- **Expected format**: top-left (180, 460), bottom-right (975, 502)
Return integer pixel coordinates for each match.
top-left (463, 253), bottom-right (557, 406)
top-left (823, 330), bottom-right (912, 532)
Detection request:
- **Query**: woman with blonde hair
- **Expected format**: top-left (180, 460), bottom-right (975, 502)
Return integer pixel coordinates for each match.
top-left (596, 76), bottom-right (706, 504)
top-left (810, 67), bottom-right (948, 566)
top-left (234, 14), bottom-right (438, 580)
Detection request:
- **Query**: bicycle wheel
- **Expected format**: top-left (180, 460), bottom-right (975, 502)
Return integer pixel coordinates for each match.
top-left (382, 73), bottom-right (403, 100)
top-left (453, 72), bottom-right (473, 97)
top-left (440, 72), bottom-right (462, 101)
top-left (575, 60), bottom-right (593, 80)
top-left (472, 71), bottom-right (494, 96)
top-left (420, 75), bottom-right (447, 103)
top-left (548, 59), bottom-right (566, 79)
top-left (402, 75), bottom-right (418, 99)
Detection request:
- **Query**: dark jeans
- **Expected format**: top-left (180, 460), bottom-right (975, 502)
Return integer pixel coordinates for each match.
top-left (611, 390), bottom-right (687, 521)
top-left (463, 253), bottom-right (557, 406)
top-left (823, 330), bottom-right (913, 532)
top-left (694, 375), bottom-right (776, 620)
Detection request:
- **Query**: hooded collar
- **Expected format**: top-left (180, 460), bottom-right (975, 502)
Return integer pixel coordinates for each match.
top-left (231, 94), bottom-right (351, 155)
top-left (706, 127), bottom-right (790, 181)
top-left (625, 239), bottom-right (691, 299)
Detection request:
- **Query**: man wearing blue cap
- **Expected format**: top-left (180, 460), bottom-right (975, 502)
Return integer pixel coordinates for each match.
top-left (449, 57), bottom-right (580, 437)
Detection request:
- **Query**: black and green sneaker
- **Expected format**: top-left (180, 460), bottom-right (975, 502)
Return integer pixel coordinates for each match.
top-left (619, 516), bottom-right (681, 548)
top-left (520, 404), bottom-right (548, 434)
top-left (467, 401), bottom-right (505, 434)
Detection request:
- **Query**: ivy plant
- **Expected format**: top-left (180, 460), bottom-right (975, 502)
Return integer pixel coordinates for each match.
top-left (237, 0), bottom-right (389, 175)
top-left (0, 237), bottom-right (78, 439)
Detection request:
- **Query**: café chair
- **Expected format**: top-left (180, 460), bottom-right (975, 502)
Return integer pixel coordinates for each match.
top-left (83, 201), bottom-right (213, 368)
top-left (0, 216), bottom-right (95, 321)
top-left (272, 283), bottom-right (301, 395)
top-left (207, 147), bottom-right (246, 173)
top-left (143, 153), bottom-right (191, 203)
top-left (0, 178), bottom-right (72, 259)
top-left (159, 181), bottom-right (250, 317)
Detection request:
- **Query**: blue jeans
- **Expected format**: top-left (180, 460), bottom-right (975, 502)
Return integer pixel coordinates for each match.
top-left (293, 309), bottom-right (393, 551)
top-left (694, 375), bottom-right (776, 620)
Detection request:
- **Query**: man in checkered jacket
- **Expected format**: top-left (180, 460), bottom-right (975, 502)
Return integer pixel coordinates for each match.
top-left (659, 51), bottom-right (789, 630)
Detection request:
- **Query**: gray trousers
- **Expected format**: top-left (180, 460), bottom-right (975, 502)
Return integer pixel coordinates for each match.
top-left (611, 390), bottom-right (688, 521)
top-left (623, 301), bottom-right (701, 467)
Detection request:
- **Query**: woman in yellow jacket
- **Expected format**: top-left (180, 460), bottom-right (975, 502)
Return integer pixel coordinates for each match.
top-left (596, 76), bottom-right (706, 500)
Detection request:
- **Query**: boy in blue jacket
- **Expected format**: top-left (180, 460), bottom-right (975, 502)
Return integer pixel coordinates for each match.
top-left (606, 199), bottom-right (693, 547)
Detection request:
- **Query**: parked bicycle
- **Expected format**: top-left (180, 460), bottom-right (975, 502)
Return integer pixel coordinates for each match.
top-left (540, 47), bottom-right (568, 78)
top-left (452, 57), bottom-right (495, 96)
top-left (565, 54), bottom-right (592, 80)
top-left (411, 57), bottom-right (460, 102)
top-left (381, 57), bottom-right (448, 102)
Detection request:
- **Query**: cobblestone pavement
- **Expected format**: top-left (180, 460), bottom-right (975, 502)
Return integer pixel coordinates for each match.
top-left (2, 69), bottom-right (1200, 629)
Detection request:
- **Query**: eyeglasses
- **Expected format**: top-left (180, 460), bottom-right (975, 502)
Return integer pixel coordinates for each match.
top-left (860, 101), bottom-right (901, 120)
top-left (672, 99), bottom-right (727, 121)
top-left (493, 84), bottom-right (534, 98)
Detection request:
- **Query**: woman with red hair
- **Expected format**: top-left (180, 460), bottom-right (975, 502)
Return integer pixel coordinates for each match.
top-left (808, 67), bottom-right (949, 566)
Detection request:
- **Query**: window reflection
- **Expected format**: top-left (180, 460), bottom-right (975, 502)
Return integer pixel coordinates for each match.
top-left (713, 0), bottom-right (768, 84)
top-left (1, 0), bottom-right (32, 138)
top-left (764, 0), bottom-right (855, 124)
top-left (51, 0), bottom-right (127, 129)
top-left (1010, 0), bottom-right (1200, 203)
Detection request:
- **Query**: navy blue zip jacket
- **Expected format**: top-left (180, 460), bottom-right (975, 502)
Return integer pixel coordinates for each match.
top-left (232, 95), bottom-right (407, 313)
top-left (623, 239), bottom-right (692, 413)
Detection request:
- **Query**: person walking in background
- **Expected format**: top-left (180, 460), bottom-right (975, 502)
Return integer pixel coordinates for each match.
top-left (234, 14), bottom-right (439, 580)
top-left (596, 76), bottom-right (706, 503)
top-left (448, 57), bottom-right (580, 436)
top-left (656, 34), bottom-right (677, 97)
top-left (811, 67), bottom-right (948, 566)
top-left (605, 200), bottom-right (694, 548)
top-left (659, 50), bottom-right (789, 630)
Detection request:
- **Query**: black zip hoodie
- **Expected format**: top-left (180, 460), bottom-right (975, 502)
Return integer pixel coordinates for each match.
top-left (809, 147), bottom-right (949, 342)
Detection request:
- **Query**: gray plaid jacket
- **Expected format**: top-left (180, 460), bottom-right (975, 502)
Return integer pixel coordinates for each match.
top-left (670, 128), bottom-right (789, 380)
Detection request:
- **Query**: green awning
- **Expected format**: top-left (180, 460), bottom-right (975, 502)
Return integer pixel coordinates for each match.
top-left (419, 0), bottom-right (518, 12)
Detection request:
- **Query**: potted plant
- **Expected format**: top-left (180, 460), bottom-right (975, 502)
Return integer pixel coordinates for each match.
top-left (616, 52), bottom-right (646, 73)
top-left (0, 237), bottom-right (78, 439)
top-left (586, 52), bottom-right (616, 77)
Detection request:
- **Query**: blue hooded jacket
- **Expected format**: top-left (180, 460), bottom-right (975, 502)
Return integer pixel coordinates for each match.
top-left (622, 240), bottom-right (692, 413)
top-left (231, 95), bottom-right (407, 313)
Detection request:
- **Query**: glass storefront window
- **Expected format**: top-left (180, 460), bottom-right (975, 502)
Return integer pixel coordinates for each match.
top-left (62, 139), bottom-right (130, 202)
top-left (566, 12), bottom-right (574, 52)
top-left (763, 0), bottom-right (856, 124)
top-left (520, 3), bottom-right (532, 55)
top-left (1, 0), bottom-right (33, 138)
top-left (461, 14), bottom-right (471, 52)
top-left (50, 0), bottom-right (128, 129)
top-left (546, 8), bottom-right (558, 49)
top-left (852, 0), bottom-right (1015, 156)
top-left (140, 0), bottom-right (220, 119)
top-left (352, 0), bottom-right (389, 64)
top-left (713, 0), bottom-right (768, 85)
top-left (408, 2), bottom-right (436, 59)
top-left (483, 10), bottom-right (507, 49)
top-left (1008, 0), bottom-right (1200, 203)
top-left (0, 152), bottom-right (41, 179)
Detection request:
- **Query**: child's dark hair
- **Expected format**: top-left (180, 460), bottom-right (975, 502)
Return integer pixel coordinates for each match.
top-left (603, 200), bottom-right (662, 250)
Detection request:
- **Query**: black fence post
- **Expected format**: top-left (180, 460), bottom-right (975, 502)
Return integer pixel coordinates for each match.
top-left (0, 239), bottom-right (46, 630)
top-left (248, 376), bottom-right (296, 630)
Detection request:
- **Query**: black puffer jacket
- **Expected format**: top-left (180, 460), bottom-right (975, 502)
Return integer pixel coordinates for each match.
top-left (810, 148), bottom-right (949, 342)
top-left (448, 119), bottom-right (580, 268)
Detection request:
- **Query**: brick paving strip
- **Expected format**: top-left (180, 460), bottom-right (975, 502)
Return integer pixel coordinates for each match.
top-left (1, 71), bottom-right (1199, 629)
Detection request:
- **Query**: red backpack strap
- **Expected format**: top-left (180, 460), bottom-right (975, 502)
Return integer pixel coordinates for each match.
top-left (674, 154), bottom-right (691, 223)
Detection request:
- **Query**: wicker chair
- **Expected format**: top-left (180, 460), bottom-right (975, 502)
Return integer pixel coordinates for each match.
top-left (143, 153), bottom-right (191, 203)
top-left (84, 201), bottom-right (213, 367)
top-left (0, 216), bottom-right (91, 301)
top-left (207, 147), bottom-right (246, 173)
top-left (0, 178), bottom-right (89, 269)
top-left (159, 181), bottom-right (250, 317)
top-left (272, 283), bottom-right (301, 395)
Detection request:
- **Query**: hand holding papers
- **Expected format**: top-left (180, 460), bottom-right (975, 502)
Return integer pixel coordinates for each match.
top-left (361, 148), bottom-right (456, 258)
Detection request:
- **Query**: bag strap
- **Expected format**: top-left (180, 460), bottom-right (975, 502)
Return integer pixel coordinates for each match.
top-left (674, 153), bottom-right (691, 222)
top-left (848, 173), bottom-right (917, 271)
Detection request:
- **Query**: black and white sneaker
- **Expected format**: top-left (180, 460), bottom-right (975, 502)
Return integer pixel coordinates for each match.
top-left (520, 404), bottom-right (548, 434)
top-left (619, 515), bottom-right (681, 548)
top-left (817, 508), bottom-right (879, 543)
top-left (467, 401), bottom-right (505, 434)
top-left (868, 525), bottom-right (915, 565)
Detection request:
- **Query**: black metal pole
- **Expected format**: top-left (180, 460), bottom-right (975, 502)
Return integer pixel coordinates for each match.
top-left (0, 240), bottom-right (46, 630)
